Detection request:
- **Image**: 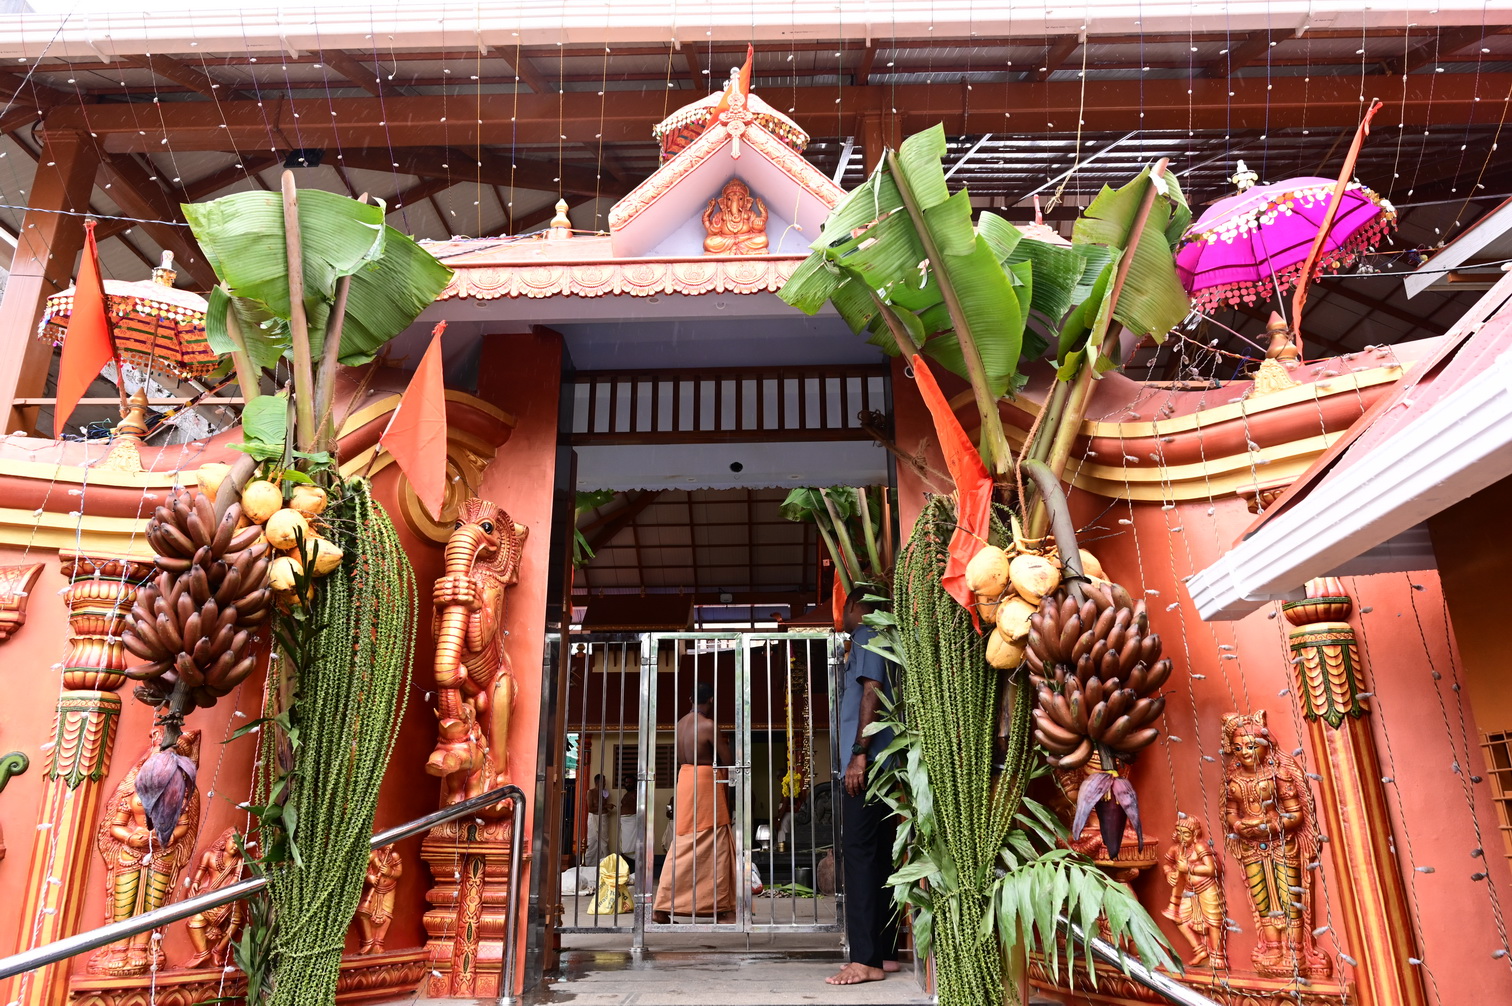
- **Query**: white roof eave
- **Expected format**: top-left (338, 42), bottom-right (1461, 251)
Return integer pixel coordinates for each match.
top-left (1188, 348), bottom-right (1512, 621)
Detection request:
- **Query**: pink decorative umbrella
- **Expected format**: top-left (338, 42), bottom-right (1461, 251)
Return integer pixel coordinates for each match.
top-left (1176, 176), bottom-right (1396, 314)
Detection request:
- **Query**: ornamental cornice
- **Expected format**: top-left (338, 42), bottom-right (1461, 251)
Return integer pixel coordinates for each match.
top-left (438, 255), bottom-right (806, 301)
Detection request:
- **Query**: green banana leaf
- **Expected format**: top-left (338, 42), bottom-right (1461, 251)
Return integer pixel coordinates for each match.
top-left (184, 189), bottom-right (453, 368)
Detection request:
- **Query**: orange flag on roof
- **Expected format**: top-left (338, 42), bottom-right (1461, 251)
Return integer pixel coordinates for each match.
top-left (712, 44), bottom-right (755, 122)
top-left (54, 220), bottom-right (119, 437)
top-left (910, 355), bottom-right (994, 629)
top-left (379, 321), bottom-right (449, 518)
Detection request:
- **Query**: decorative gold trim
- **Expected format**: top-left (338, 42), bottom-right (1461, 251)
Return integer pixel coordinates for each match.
top-left (439, 255), bottom-right (806, 301)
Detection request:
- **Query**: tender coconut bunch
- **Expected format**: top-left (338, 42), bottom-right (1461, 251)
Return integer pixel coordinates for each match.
top-left (965, 540), bottom-right (1108, 671)
top-left (205, 470), bottom-right (344, 609)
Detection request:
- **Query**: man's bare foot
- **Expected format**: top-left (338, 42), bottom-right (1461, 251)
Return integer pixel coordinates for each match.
top-left (826, 962), bottom-right (886, 985)
top-left (882, 960), bottom-right (901, 973)
top-left (716, 911), bottom-right (737, 924)
top-left (651, 911), bottom-right (671, 924)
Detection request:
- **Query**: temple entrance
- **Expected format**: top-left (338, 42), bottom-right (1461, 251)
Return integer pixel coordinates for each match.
top-left (556, 630), bottom-right (844, 944)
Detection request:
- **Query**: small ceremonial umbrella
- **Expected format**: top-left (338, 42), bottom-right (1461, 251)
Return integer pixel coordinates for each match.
top-left (38, 250), bottom-right (217, 382)
top-left (1176, 176), bottom-right (1396, 314)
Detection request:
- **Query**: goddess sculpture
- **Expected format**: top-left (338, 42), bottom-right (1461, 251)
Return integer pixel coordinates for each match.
top-left (1220, 711), bottom-right (1331, 977)
top-left (1160, 816), bottom-right (1228, 968)
top-left (90, 730), bottom-right (202, 976)
top-left (702, 178), bottom-right (769, 255)
top-left (183, 828), bottom-right (251, 969)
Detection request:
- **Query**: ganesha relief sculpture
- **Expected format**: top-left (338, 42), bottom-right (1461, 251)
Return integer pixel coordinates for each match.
top-left (1161, 815), bottom-right (1228, 969)
top-left (90, 729), bottom-right (202, 977)
top-left (703, 178), bottom-right (769, 255)
top-left (429, 498), bottom-right (526, 807)
top-left (1220, 711), bottom-right (1331, 978)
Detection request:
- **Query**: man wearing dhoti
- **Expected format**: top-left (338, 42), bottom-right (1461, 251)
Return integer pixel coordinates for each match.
top-left (582, 774), bottom-right (616, 868)
top-left (652, 682), bottom-right (738, 924)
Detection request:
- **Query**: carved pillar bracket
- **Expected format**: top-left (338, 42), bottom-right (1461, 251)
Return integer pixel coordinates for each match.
top-left (1284, 582), bottom-right (1368, 728)
top-left (1278, 578), bottom-right (1428, 1006)
top-left (2, 553), bottom-right (152, 1006)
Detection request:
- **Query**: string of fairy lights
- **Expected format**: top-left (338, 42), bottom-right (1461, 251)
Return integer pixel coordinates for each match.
top-left (0, 3), bottom-right (1507, 1003)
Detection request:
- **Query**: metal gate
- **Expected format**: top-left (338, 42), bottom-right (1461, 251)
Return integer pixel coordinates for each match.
top-left (555, 632), bottom-right (845, 942)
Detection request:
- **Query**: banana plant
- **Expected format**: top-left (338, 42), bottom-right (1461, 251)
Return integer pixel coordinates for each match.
top-left (780, 486), bottom-right (894, 594)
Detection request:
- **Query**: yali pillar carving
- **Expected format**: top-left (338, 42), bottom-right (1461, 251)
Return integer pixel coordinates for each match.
top-left (422, 498), bottom-right (528, 998)
top-left (1283, 579), bottom-right (1428, 1006)
top-left (2, 553), bottom-right (153, 1006)
top-left (1220, 710), bottom-right (1332, 978)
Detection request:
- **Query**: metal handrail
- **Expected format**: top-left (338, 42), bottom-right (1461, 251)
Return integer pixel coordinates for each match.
top-left (1067, 918), bottom-right (1222, 1006)
top-left (0, 784), bottom-right (527, 1004)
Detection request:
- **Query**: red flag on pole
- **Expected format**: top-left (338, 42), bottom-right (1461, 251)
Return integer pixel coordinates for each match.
top-left (379, 321), bottom-right (449, 518)
top-left (54, 220), bottom-right (119, 436)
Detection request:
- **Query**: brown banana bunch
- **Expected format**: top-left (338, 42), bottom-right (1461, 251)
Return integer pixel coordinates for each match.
top-left (121, 488), bottom-right (274, 713)
top-left (1026, 580), bottom-right (1172, 770)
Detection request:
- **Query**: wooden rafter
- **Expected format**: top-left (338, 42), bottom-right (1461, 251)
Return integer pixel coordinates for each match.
top-left (1204, 32), bottom-right (1277, 78)
top-left (387, 175), bottom-right (457, 214)
top-left (579, 490), bottom-right (663, 554)
top-left (120, 53), bottom-right (225, 99)
top-left (682, 44), bottom-right (702, 87)
top-left (1316, 279), bottom-right (1449, 336)
top-left (95, 153), bottom-right (282, 242)
top-left (94, 152), bottom-right (218, 288)
top-left (1033, 36), bottom-right (1081, 82)
top-left (1383, 26), bottom-right (1497, 77)
top-left (427, 193), bottom-right (455, 238)
top-left (335, 146), bottom-right (624, 198)
top-left (854, 44), bottom-right (877, 86)
top-left (318, 49), bottom-right (384, 97)
top-left (500, 52), bottom-right (551, 95)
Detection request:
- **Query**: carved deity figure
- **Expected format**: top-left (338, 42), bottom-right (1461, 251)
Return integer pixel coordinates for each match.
top-left (1220, 711), bottom-right (1331, 977)
top-left (183, 828), bottom-right (251, 969)
top-left (703, 178), bottom-right (769, 255)
top-left (90, 730), bottom-right (202, 977)
top-left (1161, 816), bottom-right (1228, 969)
top-left (429, 498), bottom-right (526, 807)
top-left (356, 843), bottom-right (403, 954)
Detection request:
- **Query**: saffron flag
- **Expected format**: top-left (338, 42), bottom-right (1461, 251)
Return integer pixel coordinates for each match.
top-left (379, 321), bottom-right (449, 518)
top-left (54, 220), bottom-right (118, 436)
top-left (712, 44), bottom-right (755, 122)
top-left (910, 355), bottom-right (994, 628)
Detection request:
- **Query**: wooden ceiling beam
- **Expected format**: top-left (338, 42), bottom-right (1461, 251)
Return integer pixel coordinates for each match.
top-left (854, 44), bottom-right (877, 86)
top-left (1382, 25), bottom-right (1498, 77)
top-left (1033, 35), bottom-right (1081, 82)
top-left (387, 175), bottom-right (457, 215)
top-left (96, 153), bottom-right (281, 241)
top-left (317, 49), bottom-right (384, 97)
top-left (500, 53), bottom-right (551, 95)
top-left (49, 74), bottom-right (1511, 151)
top-left (682, 45), bottom-right (703, 87)
top-left (488, 196), bottom-right (587, 237)
top-left (95, 152), bottom-right (218, 288)
top-left (1315, 278), bottom-right (1448, 336)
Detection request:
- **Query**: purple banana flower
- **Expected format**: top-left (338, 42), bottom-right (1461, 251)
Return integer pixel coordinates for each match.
top-left (136, 748), bottom-right (198, 847)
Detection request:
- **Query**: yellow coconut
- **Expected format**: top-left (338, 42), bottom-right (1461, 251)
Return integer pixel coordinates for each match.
top-left (996, 596), bottom-right (1038, 642)
top-left (964, 545), bottom-right (1011, 597)
top-left (264, 508), bottom-right (311, 551)
top-left (1077, 549), bottom-right (1106, 581)
top-left (289, 484), bottom-right (328, 518)
top-left (976, 592), bottom-right (1002, 625)
top-left (305, 536), bottom-right (344, 577)
top-left (240, 480), bottom-right (283, 525)
top-left (268, 554), bottom-right (302, 592)
top-left (195, 462), bottom-right (231, 500)
top-left (1009, 553), bottom-right (1062, 605)
top-left (986, 629), bottom-right (1027, 670)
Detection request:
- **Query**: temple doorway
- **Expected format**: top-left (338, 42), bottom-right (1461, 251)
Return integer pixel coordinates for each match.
top-left (551, 486), bottom-right (862, 951)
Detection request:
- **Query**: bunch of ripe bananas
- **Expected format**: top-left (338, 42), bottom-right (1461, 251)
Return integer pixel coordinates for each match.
top-left (122, 488), bottom-right (274, 711)
top-left (1026, 582), bottom-right (1171, 771)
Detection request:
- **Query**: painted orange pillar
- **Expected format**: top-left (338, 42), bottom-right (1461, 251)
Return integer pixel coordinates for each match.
top-left (2, 553), bottom-right (151, 1006)
top-left (0, 130), bottom-right (100, 434)
top-left (1283, 578), bottom-right (1428, 1006)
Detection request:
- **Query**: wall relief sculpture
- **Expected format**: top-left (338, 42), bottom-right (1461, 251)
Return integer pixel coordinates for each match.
top-left (0, 561), bottom-right (42, 641)
top-left (1220, 711), bottom-right (1331, 978)
top-left (90, 729), bottom-right (202, 977)
top-left (356, 843), bottom-right (403, 954)
top-left (1160, 815), bottom-right (1228, 969)
top-left (702, 178), bottom-right (769, 255)
top-left (182, 827), bottom-right (250, 969)
top-left (429, 498), bottom-right (526, 805)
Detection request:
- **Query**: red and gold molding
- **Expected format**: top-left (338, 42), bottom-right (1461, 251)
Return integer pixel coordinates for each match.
top-left (1030, 957), bottom-right (1353, 1006)
top-left (438, 254), bottom-right (805, 301)
top-left (66, 947), bottom-right (432, 1006)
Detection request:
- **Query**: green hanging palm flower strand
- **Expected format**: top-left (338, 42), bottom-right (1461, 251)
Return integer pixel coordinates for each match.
top-left (260, 478), bottom-right (416, 1006)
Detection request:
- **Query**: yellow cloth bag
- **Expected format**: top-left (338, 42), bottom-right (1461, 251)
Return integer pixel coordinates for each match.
top-left (587, 854), bottom-right (633, 915)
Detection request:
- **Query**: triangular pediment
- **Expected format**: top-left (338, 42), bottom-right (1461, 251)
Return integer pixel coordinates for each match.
top-left (608, 116), bottom-right (843, 259)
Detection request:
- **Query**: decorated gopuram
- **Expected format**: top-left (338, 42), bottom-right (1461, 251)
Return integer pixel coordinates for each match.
top-left (0, 7), bottom-right (1506, 1006)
